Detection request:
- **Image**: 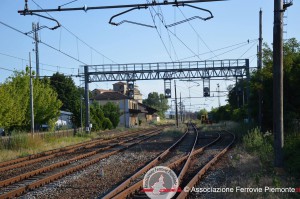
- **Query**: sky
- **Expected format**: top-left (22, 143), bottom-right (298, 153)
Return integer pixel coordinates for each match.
top-left (0, 0), bottom-right (299, 113)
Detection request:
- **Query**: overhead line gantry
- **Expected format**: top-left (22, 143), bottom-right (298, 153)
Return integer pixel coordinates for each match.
top-left (82, 59), bottom-right (250, 133)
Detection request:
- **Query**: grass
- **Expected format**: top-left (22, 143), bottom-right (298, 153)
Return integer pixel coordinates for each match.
top-left (242, 128), bottom-right (273, 165)
top-left (0, 131), bottom-right (96, 163)
top-left (219, 122), bottom-right (300, 198)
top-left (0, 125), bottom-right (157, 163)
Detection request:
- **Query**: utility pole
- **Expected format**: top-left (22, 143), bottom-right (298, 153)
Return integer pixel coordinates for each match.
top-left (180, 93), bottom-right (183, 123)
top-left (217, 83), bottom-right (220, 107)
top-left (273, 0), bottom-right (284, 168)
top-left (80, 95), bottom-right (83, 133)
top-left (84, 66), bottom-right (90, 133)
top-left (258, 9), bottom-right (263, 129)
top-left (29, 52), bottom-right (34, 134)
top-left (174, 80), bottom-right (179, 128)
top-left (33, 22), bottom-right (40, 77)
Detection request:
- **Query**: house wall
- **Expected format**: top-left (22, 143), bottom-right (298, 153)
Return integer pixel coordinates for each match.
top-left (55, 112), bottom-right (73, 129)
top-left (93, 99), bottom-right (139, 128)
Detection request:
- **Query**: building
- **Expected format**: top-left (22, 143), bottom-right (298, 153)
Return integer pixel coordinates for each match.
top-left (91, 82), bottom-right (158, 127)
top-left (55, 111), bottom-right (73, 129)
top-left (92, 91), bottom-right (140, 128)
top-left (91, 89), bottom-right (112, 97)
top-left (138, 103), bottom-right (158, 124)
top-left (112, 82), bottom-right (143, 103)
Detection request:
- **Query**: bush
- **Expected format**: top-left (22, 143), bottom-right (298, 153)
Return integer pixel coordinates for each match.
top-left (243, 128), bottom-right (273, 164)
top-left (102, 118), bottom-right (113, 130)
top-left (284, 133), bottom-right (300, 178)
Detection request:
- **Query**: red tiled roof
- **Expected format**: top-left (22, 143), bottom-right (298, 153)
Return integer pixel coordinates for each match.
top-left (92, 91), bottom-right (129, 100)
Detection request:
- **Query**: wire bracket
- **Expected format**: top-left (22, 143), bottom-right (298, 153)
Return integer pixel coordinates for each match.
top-left (166, 3), bottom-right (213, 28)
top-left (109, 6), bottom-right (156, 28)
top-left (21, 0), bottom-right (60, 30)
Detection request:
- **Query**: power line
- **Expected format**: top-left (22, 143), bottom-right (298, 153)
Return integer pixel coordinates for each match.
top-left (147, 2), bottom-right (174, 62)
top-left (157, 5), bottom-right (179, 61)
top-left (179, 39), bottom-right (257, 61)
top-left (0, 20), bottom-right (87, 65)
top-left (0, 51), bottom-right (76, 70)
top-left (148, 5), bottom-right (202, 61)
top-left (178, 7), bottom-right (220, 59)
top-left (206, 40), bottom-right (258, 60)
top-left (0, 66), bottom-right (14, 72)
top-left (237, 41), bottom-right (258, 59)
top-left (31, 0), bottom-right (118, 64)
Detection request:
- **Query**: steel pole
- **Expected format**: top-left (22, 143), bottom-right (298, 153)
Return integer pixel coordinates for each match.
top-left (273, 0), bottom-right (284, 167)
top-left (258, 9), bottom-right (263, 129)
top-left (80, 95), bottom-right (83, 133)
top-left (29, 52), bottom-right (34, 134)
top-left (84, 66), bottom-right (90, 133)
top-left (174, 80), bottom-right (179, 128)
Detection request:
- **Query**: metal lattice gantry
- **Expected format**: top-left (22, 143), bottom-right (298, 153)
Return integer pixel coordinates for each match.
top-left (83, 59), bottom-right (250, 133)
top-left (85, 59), bottom-right (250, 82)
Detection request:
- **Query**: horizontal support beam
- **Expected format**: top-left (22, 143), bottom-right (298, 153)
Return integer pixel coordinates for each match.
top-left (84, 59), bottom-right (250, 82)
top-left (18, 0), bottom-right (225, 14)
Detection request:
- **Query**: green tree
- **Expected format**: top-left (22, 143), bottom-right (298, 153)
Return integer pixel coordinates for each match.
top-left (50, 73), bottom-right (83, 127)
top-left (0, 70), bottom-right (62, 131)
top-left (90, 102), bottom-right (112, 131)
top-left (209, 104), bottom-right (232, 122)
top-left (225, 38), bottom-right (300, 130)
top-left (101, 102), bottom-right (121, 128)
top-left (196, 108), bottom-right (208, 120)
top-left (143, 92), bottom-right (169, 119)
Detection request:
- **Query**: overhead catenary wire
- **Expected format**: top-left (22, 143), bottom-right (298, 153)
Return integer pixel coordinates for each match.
top-left (0, 66), bottom-right (15, 72)
top-left (0, 20), bottom-right (87, 65)
top-left (31, 0), bottom-right (118, 64)
top-left (237, 41), bottom-right (258, 59)
top-left (59, 0), bottom-right (80, 8)
top-left (148, 5), bottom-right (202, 61)
top-left (179, 39), bottom-right (257, 61)
top-left (206, 40), bottom-right (258, 60)
top-left (0, 51), bottom-right (76, 70)
top-left (178, 7), bottom-right (220, 59)
top-left (147, 1), bottom-right (174, 62)
top-left (157, 5), bottom-right (179, 61)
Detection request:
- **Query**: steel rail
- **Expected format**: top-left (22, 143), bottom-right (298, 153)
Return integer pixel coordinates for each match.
top-left (0, 129), bottom-right (150, 172)
top-left (0, 129), bottom-right (161, 188)
top-left (0, 128), bottom-right (151, 168)
top-left (0, 129), bottom-right (164, 199)
top-left (177, 124), bottom-right (199, 186)
top-left (102, 125), bottom-right (191, 199)
top-left (177, 130), bottom-right (235, 198)
top-left (112, 128), bottom-right (221, 198)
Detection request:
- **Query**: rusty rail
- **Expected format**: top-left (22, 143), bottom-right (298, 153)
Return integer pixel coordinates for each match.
top-left (102, 125), bottom-right (191, 199)
top-left (177, 130), bottom-right (235, 198)
top-left (0, 129), bottom-right (161, 188)
top-left (112, 130), bottom-right (222, 199)
top-left (0, 128), bottom-right (164, 199)
top-left (0, 128), bottom-right (150, 170)
top-left (177, 124), bottom-right (199, 185)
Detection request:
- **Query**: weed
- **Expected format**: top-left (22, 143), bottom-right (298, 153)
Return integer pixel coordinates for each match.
top-left (272, 176), bottom-right (281, 187)
top-left (284, 133), bottom-right (300, 178)
top-left (242, 128), bottom-right (273, 164)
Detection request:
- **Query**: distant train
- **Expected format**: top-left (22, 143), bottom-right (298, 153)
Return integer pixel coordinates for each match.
top-left (201, 113), bottom-right (213, 124)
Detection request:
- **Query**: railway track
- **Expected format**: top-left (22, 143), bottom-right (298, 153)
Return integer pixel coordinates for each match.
top-left (101, 123), bottom-right (210, 198)
top-left (107, 128), bottom-right (234, 199)
top-left (0, 128), bottom-right (153, 171)
top-left (0, 127), bottom-right (167, 199)
top-left (0, 129), bottom-right (157, 183)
